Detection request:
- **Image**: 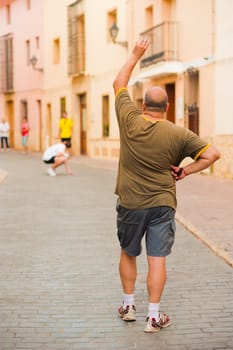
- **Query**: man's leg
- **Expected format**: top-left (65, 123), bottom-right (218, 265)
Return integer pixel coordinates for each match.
top-left (144, 256), bottom-right (170, 332)
top-left (52, 156), bottom-right (72, 175)
top-left (147, 256), bottom-right (166, 303)
top-left (118, 249), bottom-right (137, 321)
top-left (119, 249), bottom-right (137, 294)
top-left (5, 137), bottom-right (10, 149)
top-left (1, 137), bottom-right (4, 150)
top-left (52, 156), bottom-right (66, 170)
top-left (46, 156), bottom-right (65, 176)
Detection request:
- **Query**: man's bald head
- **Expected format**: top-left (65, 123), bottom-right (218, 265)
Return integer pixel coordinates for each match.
top-left (144, 87), bottom-right (168, 112)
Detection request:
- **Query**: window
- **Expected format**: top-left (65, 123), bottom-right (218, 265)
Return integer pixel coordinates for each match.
top-left (162, 0), bottom-right (173, 21)
top-left (21, 100), bottom-right (28, 118)
top-left (6, 5), bottom-right (11, 24)
top-left (145, 5), bottom-right (153, 29)
top-left (35, 36), bottom-right (40, 49)
top-left (67, 2), bottom-right (86, 75)
top-left (102, 95), bottom-right (110, 137)
top-left (26, 0), bottom-right (31, 10)
top-left (107, 9), bottom-right (117, 41)
top-left (26, 40), bottom-right (30, 65)
top-left (53, 38), bottom-right (60, 64)
top-left (0, 34), bottom-right (14, 92)
top-left (60, 97), bottom-right (66, 115)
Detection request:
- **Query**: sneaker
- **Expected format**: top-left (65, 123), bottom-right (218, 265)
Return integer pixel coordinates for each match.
top-left (47, 167), bottom-right (56, 176)
top-left (144, 313), bottom-right (171, 333)
top-left (118, 305), bottom-right (136, 322)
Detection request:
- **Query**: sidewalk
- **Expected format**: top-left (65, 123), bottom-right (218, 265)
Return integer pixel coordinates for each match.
top-left (0, 151), bottom-right (232, 350)
top-left (176, 174), bottom-right (233, 267)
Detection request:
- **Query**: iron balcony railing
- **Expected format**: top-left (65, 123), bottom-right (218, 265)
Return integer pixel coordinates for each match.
top-left (140, 21), bottom-right (179, 68)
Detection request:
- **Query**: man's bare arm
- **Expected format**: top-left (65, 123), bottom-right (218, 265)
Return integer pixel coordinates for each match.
top-left (171, 145), bottom-right (220, 180)
top-left (113, 39), bottom-right (150, 94)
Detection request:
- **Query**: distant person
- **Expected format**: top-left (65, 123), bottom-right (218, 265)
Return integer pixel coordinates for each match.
top-left (58, 111), bottom-right (74, 144)
top-left (21, 117), bottom-right (30, 153)
top-left (42, 140), bottom-right (72, 177)
top-left (113, 39), bottom-right (220, 333)
top-left (0, 119), bottom-right (10, 151)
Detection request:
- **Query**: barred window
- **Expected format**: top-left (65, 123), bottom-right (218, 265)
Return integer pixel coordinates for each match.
top-left (67, 1), bottom-right (85, 75)
top-left (0, 34), bottom-right (14, 93)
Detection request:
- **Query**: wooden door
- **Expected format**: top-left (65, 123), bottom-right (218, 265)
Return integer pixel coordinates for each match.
top-left (37, 100), bottom-right (42, 150)
top-left (166, 83), bottom-right (175, 123)
top-left (46, 103), bottom-right (52, 146)
top-left (79, 93), bottom-right (87, 155)
top-left (6, 100), bottom-right (14, 147)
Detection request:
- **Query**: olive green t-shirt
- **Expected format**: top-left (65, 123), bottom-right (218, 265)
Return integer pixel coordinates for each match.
top-left (115, 88), bottom-right (209, 210)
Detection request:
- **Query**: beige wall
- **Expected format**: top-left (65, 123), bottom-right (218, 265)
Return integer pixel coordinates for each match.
top-left (199, 63), bottom-right (215, 138)
top-left (177, 0), bottom-right (213, 62)
top-left (70, 0), bottom-right (127, 157)
top-left (43, 0), bottom-right (72, 148)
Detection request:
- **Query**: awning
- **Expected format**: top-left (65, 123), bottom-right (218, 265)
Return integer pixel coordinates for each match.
top-left (129, 61), bottom-right (183, 85)
top-left (129, 57), bottom-right (214, 85)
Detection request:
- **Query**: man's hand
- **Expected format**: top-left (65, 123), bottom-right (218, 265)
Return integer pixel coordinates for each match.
top-left (171, 165), bottom-right (186, 181)
top-left (132, 39), bottom-right (150, 60)
top-left (113, 39), bottom-right (150, 93)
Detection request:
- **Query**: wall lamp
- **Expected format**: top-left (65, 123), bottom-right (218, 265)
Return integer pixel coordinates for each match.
top-left (109, 23), bottom-right (128, 48)
top-left (30, 55), bottom-right (43, 72)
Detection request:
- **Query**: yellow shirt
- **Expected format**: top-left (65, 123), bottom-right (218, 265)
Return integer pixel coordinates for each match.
top-left (59, 118), bottom-right (73, 138)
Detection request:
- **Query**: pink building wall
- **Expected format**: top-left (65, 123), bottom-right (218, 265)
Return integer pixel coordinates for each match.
top-left (0, 0), bottom-right (44, 151)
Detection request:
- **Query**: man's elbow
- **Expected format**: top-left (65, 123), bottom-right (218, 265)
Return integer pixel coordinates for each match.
top-left (113, 79), bottom-right (120, 94)
top-left (210, 147), bottom-right (221, 163)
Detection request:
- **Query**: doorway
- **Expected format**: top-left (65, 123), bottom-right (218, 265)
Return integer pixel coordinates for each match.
top-left (79, 93), bottom-right (87, 155)
top-left (46, 103), bottom-right (52, 147)
top-left (6, 100), bottom-right (14, 147)
top-left (185, 69), bottom-right (199, 135)
top-left (166, 83), bottom-right (175, 123)
top-left (37, 100), bottom-right (42, 150)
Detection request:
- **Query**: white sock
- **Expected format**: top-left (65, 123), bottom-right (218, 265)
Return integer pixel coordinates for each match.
top-left (148, 302), bottom-right (160, 321)
top-left (123, 293), bottom-right (135, 308)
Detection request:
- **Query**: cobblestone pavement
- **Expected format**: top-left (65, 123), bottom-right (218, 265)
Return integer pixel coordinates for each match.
top-left (0, 151), bottom-right (232, 350)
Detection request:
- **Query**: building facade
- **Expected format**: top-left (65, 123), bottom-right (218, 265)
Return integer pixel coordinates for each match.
top-left (0, 0), bottom-right (44, 150)
top-left (0, 0), bottom-right (232, 178)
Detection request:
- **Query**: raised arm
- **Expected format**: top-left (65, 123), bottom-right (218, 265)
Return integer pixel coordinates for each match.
top-left (113, 39), bottom-right (150, 94)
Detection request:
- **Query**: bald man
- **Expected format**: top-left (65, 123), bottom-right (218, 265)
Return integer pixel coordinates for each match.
top-left (113, 39), bottom-right (220, 333)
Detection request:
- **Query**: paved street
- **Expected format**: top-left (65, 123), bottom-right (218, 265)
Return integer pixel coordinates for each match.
top-left (0, 151), bottom-right (232, 350)
top-left (176, 173), bottom-right (233, 267)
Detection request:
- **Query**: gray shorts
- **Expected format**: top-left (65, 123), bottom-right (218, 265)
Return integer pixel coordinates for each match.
top-left (116, 201), bottom-right (176, 257)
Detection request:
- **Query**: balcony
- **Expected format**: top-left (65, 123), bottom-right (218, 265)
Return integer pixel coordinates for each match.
top-left (140, 21), bottom-right (179, 68)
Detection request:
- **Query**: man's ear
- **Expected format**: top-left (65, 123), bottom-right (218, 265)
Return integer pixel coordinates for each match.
top-left (142, 103), bottom-right (146, 112)
top-left (166, 102), bottom-right (169, 112)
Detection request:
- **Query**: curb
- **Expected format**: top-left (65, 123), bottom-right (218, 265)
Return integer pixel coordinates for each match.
top-left (176, 212), bottom-right (233, 268)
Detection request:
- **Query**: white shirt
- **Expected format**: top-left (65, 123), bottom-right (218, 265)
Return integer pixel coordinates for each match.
top-left (0, 122), bottom-right (9, 137)
top-left (42, 143), bottom-right (66, 161)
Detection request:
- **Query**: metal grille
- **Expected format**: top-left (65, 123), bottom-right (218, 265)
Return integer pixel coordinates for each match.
top-left (0, 33), bottom-right (14, 93)
top-left (140, 21), bottom-right (179, 68)
top-left (67, 1), bottom-right (85, 76)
